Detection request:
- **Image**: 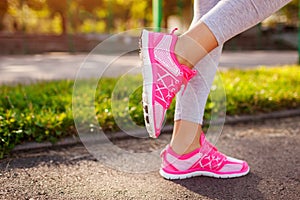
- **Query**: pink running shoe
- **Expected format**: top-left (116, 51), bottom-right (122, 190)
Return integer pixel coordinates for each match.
top-left (160, 132), bottom-right (250, 179)
top-left (140, 29), bottom-right (196, 138)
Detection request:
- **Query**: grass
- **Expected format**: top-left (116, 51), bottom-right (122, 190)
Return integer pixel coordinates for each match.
top-left (223, 66), bottom-right (300, 114)
top-left (0, 65), bottom-right (300, 157)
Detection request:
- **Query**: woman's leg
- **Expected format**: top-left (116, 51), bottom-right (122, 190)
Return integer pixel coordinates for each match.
top-left (175, 0), bottom-right (291, 68)
top-left (171, 0), bottom-right (222, 155)
top-left (140, 0), bottom-right (291, 138)
top-left (170, 0), bottom-right (291, 155)
top-left (141, 0), bottom-right (292, 179)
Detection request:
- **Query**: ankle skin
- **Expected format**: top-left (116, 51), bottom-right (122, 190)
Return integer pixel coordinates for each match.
top-left (174, 22), bottom-right (218, 69)
top-left (170, 120), bottom-right (203, 155)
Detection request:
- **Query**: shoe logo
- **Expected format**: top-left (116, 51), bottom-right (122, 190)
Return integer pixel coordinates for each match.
top-left (199, 154), bottom-right (224, 170)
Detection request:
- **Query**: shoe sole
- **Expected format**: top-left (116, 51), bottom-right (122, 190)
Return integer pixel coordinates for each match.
top-left (159, 167), bottom-right (250, 179)
top-left (140, 30), bottom-right (156, 138)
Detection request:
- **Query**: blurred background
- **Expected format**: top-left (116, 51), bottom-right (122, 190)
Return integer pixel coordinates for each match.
top-left (0, 0), bottom-right (298, 54)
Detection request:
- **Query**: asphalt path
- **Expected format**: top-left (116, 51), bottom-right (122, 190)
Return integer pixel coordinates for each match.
top-left (0, 51), bottom-right (297, 84)
top-left (1, 117), bottom-right (299, 199)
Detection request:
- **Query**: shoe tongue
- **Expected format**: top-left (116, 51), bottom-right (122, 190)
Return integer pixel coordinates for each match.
top-left (199, 133), bottom-right (217, 154)
top-left (199, 132), bottom-right (206, 146)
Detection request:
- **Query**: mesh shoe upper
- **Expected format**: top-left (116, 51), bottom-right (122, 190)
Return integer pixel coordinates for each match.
top-left (160, 132), bottom-right (250, 179)
top-left (141, 29), bottom-right (196, 138)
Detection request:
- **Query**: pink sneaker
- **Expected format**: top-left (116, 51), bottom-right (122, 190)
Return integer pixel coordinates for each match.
top-left (140, 29), bottom-right (196, 138)
top-left (160, 132), bottom-right (250, 179)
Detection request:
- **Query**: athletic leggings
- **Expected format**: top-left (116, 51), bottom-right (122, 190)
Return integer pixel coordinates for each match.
top-left (175, 0), bottom-right (291, 124)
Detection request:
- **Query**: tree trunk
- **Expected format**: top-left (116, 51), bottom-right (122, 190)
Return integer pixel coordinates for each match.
top-left (60, 12), bottom-right (67, 35)
top-left (0, 0), bottom-right (8, 31)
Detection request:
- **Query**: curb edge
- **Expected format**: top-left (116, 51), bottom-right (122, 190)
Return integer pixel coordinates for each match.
top-left (12, 108), bottom-right (300, 152)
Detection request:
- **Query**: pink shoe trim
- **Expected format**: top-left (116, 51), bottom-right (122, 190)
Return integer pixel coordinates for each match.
top-left (161, 162), bottom-right (249, 175)
top-left (170, 28), bottom-right (178, 35)
top-left (160, 132), bottom-right (250, 177)
top-left (200, 132), bottom-right (206, 146)
top-left (166, 145), bottom-right (200, 160)
top-left (161, 150), bottom-right (180, 172)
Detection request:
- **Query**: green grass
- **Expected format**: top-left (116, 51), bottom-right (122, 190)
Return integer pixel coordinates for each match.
top-left (222, 66), bottom-right (300, 114)
top-left (1, 65), bottom-right (300, 157)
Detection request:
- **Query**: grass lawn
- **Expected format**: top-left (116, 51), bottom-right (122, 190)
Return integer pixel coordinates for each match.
top-left (1, 65), bottom-right (300, 157)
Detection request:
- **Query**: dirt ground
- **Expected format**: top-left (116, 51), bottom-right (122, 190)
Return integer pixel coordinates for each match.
top-left (1, 117), bottom-right (299, 200)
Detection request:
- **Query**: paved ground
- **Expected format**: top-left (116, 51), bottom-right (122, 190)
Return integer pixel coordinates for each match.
top-left (0, 117), bottom-right (299, 200)
top-left (0, 51), bottom-right (298, 84)
top-left (0, 51), bottom-right (299, 199)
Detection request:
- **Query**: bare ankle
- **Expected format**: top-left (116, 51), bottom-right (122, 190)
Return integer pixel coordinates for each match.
top-left (174, 37), bottom-right (194, 69)
top-left (176, 22), bottom-right (218, 66)
top-left (170, 120), bottom-right (203, 155)
top-left (175, 54), bottom-right (194, 69)
top-left (170, 140), bottom-right (200, 155)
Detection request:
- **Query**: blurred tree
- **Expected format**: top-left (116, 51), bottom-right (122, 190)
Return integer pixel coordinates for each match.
top-left (129, 0), bottom-right (149, 28)
top-left (46, 0), bottom-right (68, 34)
top-left (110, 0), bottom-right (150, 31)
top-left (25, 0), bottom-right (45, 11)
top-left (77, 0), bottom-right (103, 13)
top-left (163, 0), bottom-right (192, 28)
top-left (281, 0), bottom-right (298, 26)
top-left (75, 0), bottom-right (104, 32)
top-left (0, 0), bottom-right (8, 30)
top-left (1, 0), bottom-right (298, 35)
top-left (109, 0), bottom-right (131, 32)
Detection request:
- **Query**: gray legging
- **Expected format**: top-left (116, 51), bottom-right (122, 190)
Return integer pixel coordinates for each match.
top-left (175, 0), bottom-right (292, 124)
